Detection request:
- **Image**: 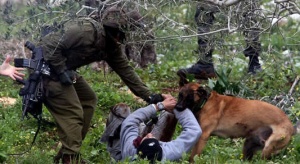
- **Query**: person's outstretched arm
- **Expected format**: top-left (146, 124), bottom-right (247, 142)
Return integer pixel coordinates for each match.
top-left (106, 47), bottom-right (152, 101)
top-left (0, 55), bottom-right (25, 80)
top-left (120, 95), bottom-right (177, 160)
top-left (160, 108), bottom-right (202, 161)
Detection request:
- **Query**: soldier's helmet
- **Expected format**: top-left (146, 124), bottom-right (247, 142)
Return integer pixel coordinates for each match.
top-left (101, 6), bottom-right (145, 31)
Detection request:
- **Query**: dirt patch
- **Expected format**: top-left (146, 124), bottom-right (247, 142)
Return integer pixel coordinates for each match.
top-left (0, 97), bottom-right (17, 106)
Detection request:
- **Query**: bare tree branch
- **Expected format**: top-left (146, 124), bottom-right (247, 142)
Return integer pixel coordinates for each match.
top-left (204, 0), bottom-right (244, 7)
top-left (204, 0), bottom-right (300, 14)
top-left (288, 76), bottom-right (300, 96)
top-left (127, 28), bottom-right (230, 44)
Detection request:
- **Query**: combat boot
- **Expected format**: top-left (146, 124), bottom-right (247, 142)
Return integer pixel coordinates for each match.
top-left (248, 56), bottom-right (262, 74)
top-left (54, 148), bottom-right (63, 164)
top-left (177, 62), bottom-right (216, 80)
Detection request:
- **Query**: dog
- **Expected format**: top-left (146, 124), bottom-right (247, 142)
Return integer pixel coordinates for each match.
top-left (175, 82), bottom-right (300, 162)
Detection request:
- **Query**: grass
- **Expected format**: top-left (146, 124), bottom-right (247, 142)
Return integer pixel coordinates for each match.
top-left (1, 1), bottom-right (300, 164)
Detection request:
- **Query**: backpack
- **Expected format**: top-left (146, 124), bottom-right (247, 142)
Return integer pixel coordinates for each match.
top-left (99, 103), bottom-right (131, 161)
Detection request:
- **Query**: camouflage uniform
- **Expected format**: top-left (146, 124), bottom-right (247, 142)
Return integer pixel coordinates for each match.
top-left (195, 1), bottom-right (262, 62)
top-left (38, 7), bottom-right (154, 162)
top-left (178, 0), bottom-right (262, 80)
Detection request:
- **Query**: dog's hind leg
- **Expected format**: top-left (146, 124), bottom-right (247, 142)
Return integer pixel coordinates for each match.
top-left (243, 137), bottom-right (262, 160)
top-left (243, 126), bottom-right (272, 160)
top-left (261, 130), bottom-right (291, 159)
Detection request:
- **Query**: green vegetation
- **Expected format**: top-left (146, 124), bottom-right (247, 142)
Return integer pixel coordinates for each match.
top-left (0, 1), bottom-right (300, 163)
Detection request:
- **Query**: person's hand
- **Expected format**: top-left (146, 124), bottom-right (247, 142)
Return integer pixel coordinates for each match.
top-left (161, 94), bottom-right (174, 99)
top-left (161, 95), bottom-right (177, 113)
top-left (0, 55), bottom-right (25, 80)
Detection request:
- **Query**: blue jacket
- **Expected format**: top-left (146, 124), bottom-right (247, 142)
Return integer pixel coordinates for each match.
top-left (120, 104), bottom-right (202, 161)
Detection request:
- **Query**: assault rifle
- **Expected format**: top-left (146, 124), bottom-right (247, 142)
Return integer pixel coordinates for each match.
top-left (14, 41), bottom-right (50, 120)
top-left (5, 42), bottom-right (52, 156)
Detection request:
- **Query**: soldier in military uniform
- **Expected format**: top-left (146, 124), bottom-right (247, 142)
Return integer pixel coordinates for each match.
top-left (37, 6), bottom-right (163, 164)
top-left (85, 0), bottom-right (157, 69)
top-left (178, 0), bottom-right (263, 80)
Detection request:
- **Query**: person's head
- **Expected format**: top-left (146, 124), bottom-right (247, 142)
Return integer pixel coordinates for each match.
top-left (136, 137), bottom-right (163, 162)
top-left (101, 6), bottom-right (143, 44)
top-left (101, 6), bottom-right (144, 32)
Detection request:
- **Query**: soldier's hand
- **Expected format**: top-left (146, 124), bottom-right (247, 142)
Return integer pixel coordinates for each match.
top-left (147, 94), bottom-right (164, 104)
top-left (59, 70), bottom-right (76, 85)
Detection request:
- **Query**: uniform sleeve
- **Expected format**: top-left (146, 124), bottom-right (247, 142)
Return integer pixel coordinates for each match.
top-left (106, 47), bottom-right (151, 101)
top-left (120, 105), bottom-right (157, 160)
top-left (160, 109), bottom-right (202, 161)
top-left (38, 20), bottom-right (96, 74)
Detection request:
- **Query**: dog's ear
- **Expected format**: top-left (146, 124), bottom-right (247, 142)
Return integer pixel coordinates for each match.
top-left (179, 77), bottom-right (189, 88)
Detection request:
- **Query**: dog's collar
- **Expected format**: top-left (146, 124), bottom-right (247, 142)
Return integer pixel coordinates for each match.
top-left (192, 98), bottom-right (207, 113)
top-left (191, 92), bottom-right (210, 113)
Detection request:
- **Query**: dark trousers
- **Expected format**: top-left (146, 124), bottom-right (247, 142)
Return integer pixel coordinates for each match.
top-left (44, 74), bottom-right (97, 154)
top-left (195, 0), bottom-right (262, 64)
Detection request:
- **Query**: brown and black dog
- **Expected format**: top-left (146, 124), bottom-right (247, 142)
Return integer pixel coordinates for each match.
top-left (175, 82), bottom-right (300, 162)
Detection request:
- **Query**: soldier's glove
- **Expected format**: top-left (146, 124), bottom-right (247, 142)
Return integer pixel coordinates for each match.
top-left (59, 70), bottom-right (76, 85)
top-left (146, 94), bottom-right (164, 104)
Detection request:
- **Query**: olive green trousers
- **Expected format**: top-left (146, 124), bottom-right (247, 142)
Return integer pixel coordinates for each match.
top-left (44, 75), bottom-right (97, 154)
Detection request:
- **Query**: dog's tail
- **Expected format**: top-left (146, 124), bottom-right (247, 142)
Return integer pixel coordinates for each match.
top-left (293, 120), bottom-right (300, 135)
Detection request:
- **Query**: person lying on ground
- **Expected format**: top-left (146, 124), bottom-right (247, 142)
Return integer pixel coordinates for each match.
top-left (120, 94), bottom-right (202, 162)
